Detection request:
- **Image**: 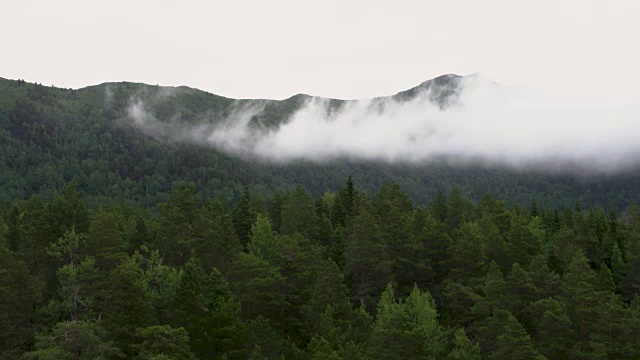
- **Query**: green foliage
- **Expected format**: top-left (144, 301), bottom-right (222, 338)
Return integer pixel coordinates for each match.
top-left (19, 195), bottom-right (53, 281)
top-left (528, 298), bottom-right (574, 359)
top-left (280, 185), bottom-right (318, 240)
top-left (22, 320), bottom-right (122, 360)
top-left (247, 214), bottom-right (277, 260)
top-left (447, 328), bottom-right (481, 360)
top-left (157, 182), bottom-right (201, 266)
top-left (1, 170), bottom-right (640, 359)
top-left (369, 284), bottom-right (445, 360)
top-left (86, 212), bottom-right (126, 272)
top-left (0, 244), bottom-right (42, 358)
top-left (103, 256), bottom-right (154, 356)
top-left (4, 77), bottom-right (640, 212)
top-left (196, 199), bottom-right (241, 272)
top-left (488, 310), bottom-right (545, 360)
top-left (225, 252), bottom-right (286, 322)
top-left (345, 205), bottom-right (392, 311)
top-left (173, 255), bottom-right (247, 359)
top-left (46, 229), bottom-right (97, 322)
top-left (135, 325), bottom-right (195, 360)
top-left (233, 188), bottom-right (256, 248)
top-left (470, 261), bottom-right (509, 320)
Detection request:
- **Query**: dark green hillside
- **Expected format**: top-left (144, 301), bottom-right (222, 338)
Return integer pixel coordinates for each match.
top-left (0, 75), bottom-right (639, 209)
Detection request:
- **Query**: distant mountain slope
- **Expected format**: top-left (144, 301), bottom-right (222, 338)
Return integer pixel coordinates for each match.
top-left (0, 75), bottom-right (638, 209)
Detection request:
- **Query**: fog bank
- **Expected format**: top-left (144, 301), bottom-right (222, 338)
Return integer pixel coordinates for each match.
top-left (125, 75), bottom-right (640, 173)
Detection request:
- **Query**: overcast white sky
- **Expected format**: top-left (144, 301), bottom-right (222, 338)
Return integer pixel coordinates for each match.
top-left (2, 0), bottom-right (639, 99)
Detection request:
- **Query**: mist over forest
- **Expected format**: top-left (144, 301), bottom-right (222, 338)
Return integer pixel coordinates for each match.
top-left (2, 75), bottom-right (640, 359)
top-left (124, 74), bottom-right (640, 173)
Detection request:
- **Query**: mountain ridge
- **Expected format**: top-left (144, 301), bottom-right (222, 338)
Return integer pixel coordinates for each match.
top-left (1, 73), bottom-right (464, 103)
top-left (1, 73), bottom-right (639, 209)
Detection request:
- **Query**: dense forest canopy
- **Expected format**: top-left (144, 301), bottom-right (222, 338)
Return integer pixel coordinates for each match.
top-left (1, 76), bottom-right (640, 210)
top-left (1, 178), bottom-right (640, 359)
top-left (2, 76), bottom-right (640, 359)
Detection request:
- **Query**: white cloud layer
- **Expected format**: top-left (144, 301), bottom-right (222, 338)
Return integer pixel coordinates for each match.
top-left (127, 75), bottom-right (640, 173)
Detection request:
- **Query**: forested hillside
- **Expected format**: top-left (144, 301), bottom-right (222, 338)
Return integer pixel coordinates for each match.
top-left (2, 178), bottom-right (640, 359)
top-left (2, 76), bottom-right (640, 210)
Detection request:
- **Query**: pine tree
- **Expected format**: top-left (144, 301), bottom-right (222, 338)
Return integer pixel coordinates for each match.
top-left (446, 188), bottom-right (473, 231)
top-left (130, 247), bottom-right (181, 326)
top-left (5, 203), bottom-right (21, 252)
top-left (447, 328), bottom-right (481, 360)
top-left (158, 182), bottom-right (201, 266)
top-left (49, 182), bottom-right (90, 236)
top-left (0, 243), bottom-right (42, 359)
top-left (329, 225), bottom-right (346, 270)
top-left (527, 255), bottom-right (561, 300)
top-left (128, 215), bottom-right (151, 252)
top-left (344, 206), bottom-right (392, 311)
top-left (233, 187), bottom-right (256, 248)
top-left (245, 317), bottom-right (302, 359)
top-left (86, 212), bottom-right (126, 272)
top-left (430, 189), bottom-right (448, 224)
top-left (373, 183), bottom-right (423, 298)
top-left (267, 191), bottom-right (285, 233)
top-left (47, 229), bottom-right (96, 322)
top-left (448, 222), bottom-right (486, 287)
top-left (281, 185), bottom-right (319, 240)
top-left (22, 320), bottom-right (122, 360)
top-left (174, 255), bottom-right (247, 359)
top-left (370, 284), bottom-right (445, 360)
top-left (135, 325), bottom-right (195, 360)
top-left (530, 197), bottom-right (538, 218)
top-left (506, 262), bottom-right (538, 322)
top-left (478, 214), bottom-right (510, 275)
top-left (489, 310), bottom-right (544, 360)
top-left (305, 306), bottom-right (369, 360)
top-left (591, 295), bottom-right (636, 359)
top-left (317, 213), bottom-right (334, 250)
top-left (225, 252), bottom-right (287, 322)
top-left (561, 251), bottom-right (599, 355)
top-left (610, 242), bottom-right (625, 291)
top-left (331, 175), bottom-right (356, 228)
top-left (302, 260), bottom-right (353, 331)
top-left (197, 199), bottom-right (242, 272)
top-left (247, 213), bottom-right (278, 261)
top-left (507, 215), bottom-right (544, 268)
top-left (415, 214), bottom-right (451, 296)
top-left (471, 261), bottom-right (509, 321)
top-left (19, 195), bottom-right (54, 281)
top-left (528, 298), bottom-right (575, 359)
top-left (441, 280), bottom-right (475, 327)
top-left (621, 232), bottom-right (640, 301)
top-left (102, 256), bottom-right (154, 356)
top-left (550, 226), bottom-right (580, 275)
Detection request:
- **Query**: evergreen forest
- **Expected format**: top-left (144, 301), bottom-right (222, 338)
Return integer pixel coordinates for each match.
top-left (2, 77), bottom-right (640, 359)
top-left (2, 178), bottom-right (640, 359)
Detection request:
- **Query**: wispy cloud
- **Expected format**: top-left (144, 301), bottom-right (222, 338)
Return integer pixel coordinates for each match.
top-left (124, 75), bottom-right (640, 174)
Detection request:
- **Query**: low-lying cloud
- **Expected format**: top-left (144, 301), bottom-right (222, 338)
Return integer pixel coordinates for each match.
top-left (125, 75), bottom-right (640, 174)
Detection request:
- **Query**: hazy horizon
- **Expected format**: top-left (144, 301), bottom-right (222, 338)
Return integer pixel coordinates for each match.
top-left (2, 0), bottom-right (639, 100)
